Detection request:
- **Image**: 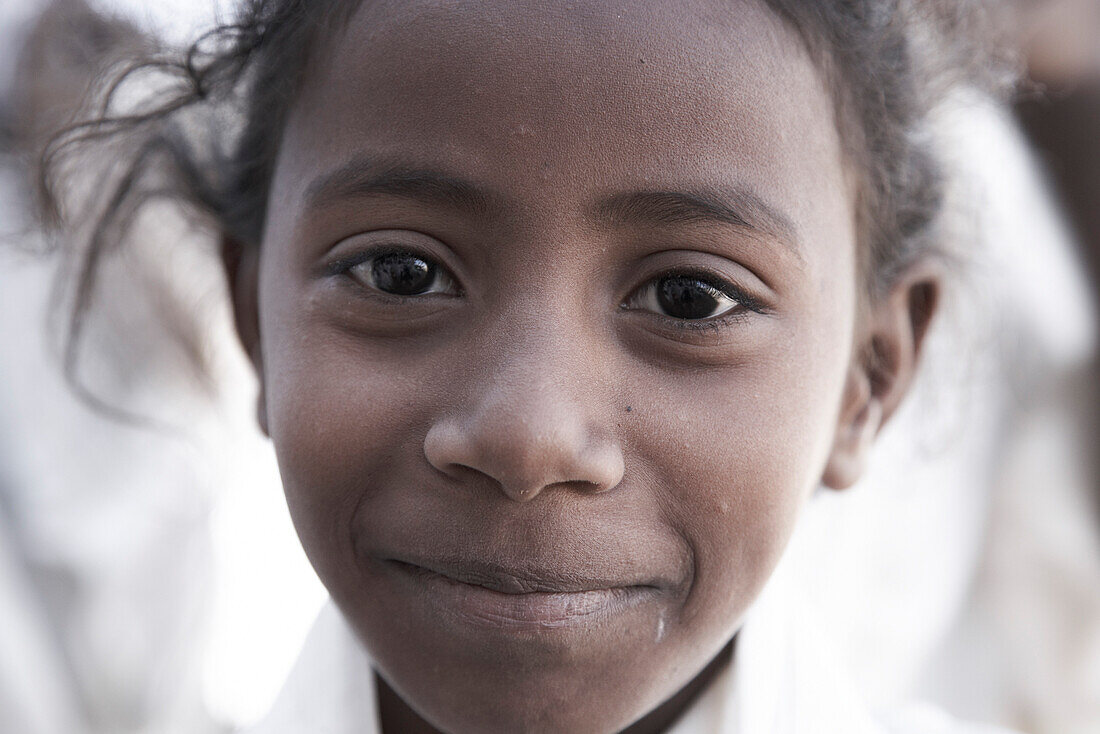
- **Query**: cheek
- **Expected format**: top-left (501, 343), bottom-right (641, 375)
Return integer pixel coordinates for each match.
top-left (630, 293), bottom-right (856, 637)
top-left (257, 283), bottom-right (443, 585)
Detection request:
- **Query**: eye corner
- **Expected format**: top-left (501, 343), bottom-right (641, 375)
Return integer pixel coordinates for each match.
top-left (322, 252), bottom-right (369, 278)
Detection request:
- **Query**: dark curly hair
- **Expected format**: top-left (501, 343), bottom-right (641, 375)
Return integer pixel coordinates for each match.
top-left (36, 0), bottom-right (1010, 392)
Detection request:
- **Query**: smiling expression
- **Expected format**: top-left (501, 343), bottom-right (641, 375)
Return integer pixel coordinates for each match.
top-left (249, 0), bottom-right (863, 731)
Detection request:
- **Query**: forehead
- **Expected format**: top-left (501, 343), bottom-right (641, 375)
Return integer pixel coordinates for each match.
top-left (274, 0), bottom-right (852, 257)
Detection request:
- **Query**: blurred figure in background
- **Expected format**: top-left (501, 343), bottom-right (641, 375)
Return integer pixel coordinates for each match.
top-left (1015, 0), bottom-right (1100, 299)
top-left (1013, 0), bottom-right (1100, 509)
top-left (966, 2), bottom-right (1100, 730)
top-left (0, 1), bottom-right (227, 732)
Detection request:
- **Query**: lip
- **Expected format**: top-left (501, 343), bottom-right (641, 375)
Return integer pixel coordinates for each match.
top-left (380, 557), bottom-right (664, 631)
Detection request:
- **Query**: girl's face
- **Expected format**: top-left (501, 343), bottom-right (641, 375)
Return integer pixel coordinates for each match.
top-left (248, 0), bottom-right (878, 731)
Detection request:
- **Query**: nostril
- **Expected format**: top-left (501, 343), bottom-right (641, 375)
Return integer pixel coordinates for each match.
top-left (423, 410), bottom-right (625, 501)
top-left (538, 480), bottom-right (587, 497)
top-left (550, 479), bottom-right (608, 494)
top-left (434, 461), bottom-right (494, 486)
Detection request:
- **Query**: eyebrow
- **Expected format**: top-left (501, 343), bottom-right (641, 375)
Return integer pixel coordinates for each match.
top-left (303, 156), bottom-right (801, 257)
top-left (593, 189), bottom-right (801, 256)
top-left (303, 157), bottom-right (499, 218)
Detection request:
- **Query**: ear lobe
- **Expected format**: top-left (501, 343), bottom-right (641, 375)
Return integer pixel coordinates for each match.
top-left (221, 235), bottom-right (268, 436)
top-left (822, 264), bottom-right (942, 490)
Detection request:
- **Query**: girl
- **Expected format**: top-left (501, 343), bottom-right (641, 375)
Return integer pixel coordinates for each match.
top-left (41, 0), bottom-right (1022, 732)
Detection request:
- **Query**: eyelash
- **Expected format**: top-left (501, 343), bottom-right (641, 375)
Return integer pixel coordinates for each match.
top-left (665, 305), bottom-right (755, 331)
top-left (324, 247), bottom-right (418, 278)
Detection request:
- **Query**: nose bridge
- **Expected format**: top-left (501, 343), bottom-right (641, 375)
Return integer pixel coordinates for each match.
top-left (475, 281), bottom-right (604, 424)
top-left (423, 307), bottom-right (624, 501)
top-left (479, 337), bottom-right (587, 446)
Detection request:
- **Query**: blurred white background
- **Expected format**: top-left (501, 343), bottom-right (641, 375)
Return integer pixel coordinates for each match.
top-left (76, 0), bottom-right (330, 719)
top-left (0, 1), bottom-right (326, 730)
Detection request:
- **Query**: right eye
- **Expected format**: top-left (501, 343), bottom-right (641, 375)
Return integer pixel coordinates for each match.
top-left (345, 251), bottom-right (458, 297)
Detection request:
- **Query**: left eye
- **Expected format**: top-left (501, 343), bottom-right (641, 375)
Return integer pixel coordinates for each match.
top-left (347, 251), bottom-right (456, 296)
top-left (627, 275), bottom-right (743, 320)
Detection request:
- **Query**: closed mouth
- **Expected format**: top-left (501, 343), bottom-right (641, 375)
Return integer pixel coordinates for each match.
top-left (381, 557), bottom-right (664, 629)
top-left (386, 557), bottom-right (658, 595)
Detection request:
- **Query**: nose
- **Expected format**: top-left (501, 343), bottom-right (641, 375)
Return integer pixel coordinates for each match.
top-left (423, 365), bottom-right (625, 503)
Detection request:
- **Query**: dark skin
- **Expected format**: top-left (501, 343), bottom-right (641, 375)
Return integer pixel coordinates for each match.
top-left (1012, 0), bottom-right (1100, 512)
top-left (226, 1), bottom-right (939, 731)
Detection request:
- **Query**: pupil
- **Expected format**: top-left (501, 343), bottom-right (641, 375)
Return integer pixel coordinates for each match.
top-left (371, 253), bottom-right (435, 295)
top-left (657, 276), bottom-right (718, 320)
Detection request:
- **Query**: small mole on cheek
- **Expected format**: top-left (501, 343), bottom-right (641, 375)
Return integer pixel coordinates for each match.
top-left (625, 406), bottom-right (632, 413)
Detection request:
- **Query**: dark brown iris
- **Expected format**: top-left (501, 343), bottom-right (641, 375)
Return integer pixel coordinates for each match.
top-left (372, 253), bottom-right (436, 295)
top-left (657, 276), bottom-right (721, 319)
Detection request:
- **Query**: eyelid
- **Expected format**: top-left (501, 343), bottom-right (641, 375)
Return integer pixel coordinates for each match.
top-left (317, 228), bottom-right (460, 271)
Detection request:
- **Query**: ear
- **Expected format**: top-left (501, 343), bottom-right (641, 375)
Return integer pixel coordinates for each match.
top-left (821, 263), bottom-right (941, 490)
top-left (221, 235), bottom-right (268, 436)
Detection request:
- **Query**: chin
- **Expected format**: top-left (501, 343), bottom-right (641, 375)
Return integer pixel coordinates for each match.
top-left (341, 575), bottom-right (690, 734)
